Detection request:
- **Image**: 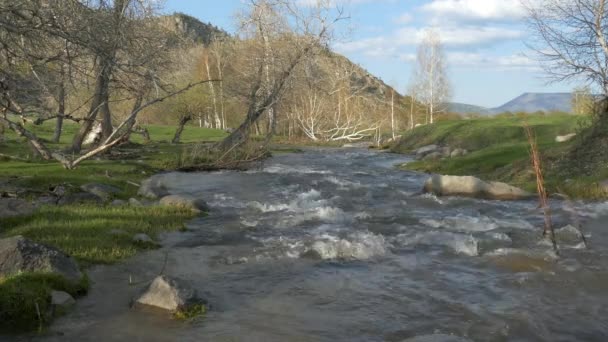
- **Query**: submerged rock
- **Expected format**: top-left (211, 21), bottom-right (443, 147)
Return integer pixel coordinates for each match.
top-left (134, 275), bottom-right (201, 312)
top-left (81, 183), bottom-right (122, 201)
top-left (51, 290), bottom-right (76, 311)
top-left (401, 334), bottom-right (472, 342)
top-left (0, 236), bottom-right (82, 283)
top-left (160, 194), bottom-right (208, 213)
top-left (423, 175), bottom-right (533, 200)
top-left (0, 198), bottom-right (35, 218)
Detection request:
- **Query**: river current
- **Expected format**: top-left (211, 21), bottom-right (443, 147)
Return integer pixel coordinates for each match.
top-left (31, 148), bottom-right (608, 341)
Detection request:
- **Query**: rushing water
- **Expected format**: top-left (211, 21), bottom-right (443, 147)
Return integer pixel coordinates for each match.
top-left (26, 148), bottom-right (608, 341)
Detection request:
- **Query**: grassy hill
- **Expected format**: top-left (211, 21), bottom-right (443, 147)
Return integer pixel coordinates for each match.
top-left (392, 114), bottom-right (607, 199)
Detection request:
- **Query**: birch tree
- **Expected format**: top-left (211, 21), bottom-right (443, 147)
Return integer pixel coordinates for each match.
top-left (411, 28), bottom-right (450, 125)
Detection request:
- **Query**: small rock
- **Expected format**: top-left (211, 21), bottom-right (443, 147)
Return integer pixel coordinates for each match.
top-left (423, 152), bottom-right (443, 161)
top-left (51, 290), bottom-right (76, 311)
top-left (81, 183), bottom-right (122, 201)
top-left (0, 236), bottom-right (82, 283)
top-left (440, 146), bottom-right (452, 157)
top-left (133, 233), bottom-right (154, 244)
top-left (415, 144), bottom-right (439, 157)
top-left (134, 275), bottom-right (200, 312)
top-left (138, 177), bottom-right (169, 199)
top-left (159, 194), bottom-right (208, 213)
top-left (450, 148), bottom-right (467, 158)
top-left (0, 198), bottom-right (35, 218)
top-left (58, 192), bottom-right (103, 205)
top-left (111, 199), bottom-right (126, 206)
top-left (129, 198), bottom-right (143, 207)
top-left (555, 133), bottom-right (577, 143)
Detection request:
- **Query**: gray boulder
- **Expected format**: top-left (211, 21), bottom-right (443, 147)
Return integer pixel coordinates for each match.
top-left (81, 183), bottom-right (121, 201)
top-left (138, 177), bottom-right (170, 199)
top-left (423, 175), bottom-right (533, 200)
top-left (0, 236), bottom-right (82, 283)
top-left (58, 192), bottom-right (103, 205)
top-left (423, 152), bottom-right (443, 161)
top-left (440, 146), bottom-right (452, 157)
top-left (111, 199), bottom-right (126, 206)
top-left (415, 144), bottom-right (439, 158)
top-left (159, 194), bottom-right (208, 213)
top-left (134, 275), bottom-right (200, 312)
top-left (51, 290), bottom-right (76, 311)
top-left (0, 198), bottom-right (35, 218)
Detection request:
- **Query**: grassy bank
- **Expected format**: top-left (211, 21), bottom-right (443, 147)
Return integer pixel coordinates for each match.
top-left (392, 114), bottom-right (608, 199)
top-left (0, 120), bottom-right (224, 332)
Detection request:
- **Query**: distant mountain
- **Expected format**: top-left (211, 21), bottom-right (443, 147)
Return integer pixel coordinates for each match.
top-left (490, 93), bottom-right (572, 114)
top-left (445, 102), bottom-right (490, 115)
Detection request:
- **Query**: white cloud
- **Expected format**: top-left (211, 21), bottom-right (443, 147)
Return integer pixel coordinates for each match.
top-left (447, 52), bottom-right (538, 69)
top-left (394, 13), bottom-right (413, 25)
top-left (335, 25), bottom-right (524, 56)
top-left (421, 0), bottom-right (527, 22)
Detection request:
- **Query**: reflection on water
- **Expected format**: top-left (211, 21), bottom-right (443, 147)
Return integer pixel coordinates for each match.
top-left (24, 148), bottom-right (608, 341)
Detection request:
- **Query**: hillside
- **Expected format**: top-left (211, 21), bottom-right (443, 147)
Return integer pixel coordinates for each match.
top-left (392, 114), bottom-right (607, 199)
top-left (445, 102), bottom-right (490, 115)
top-left (160, 13), bottom-right (230, 45)
top-left (490, 92), bottom-right (572, 114)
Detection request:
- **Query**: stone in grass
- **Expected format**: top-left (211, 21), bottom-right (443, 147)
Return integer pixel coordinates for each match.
top-left (132, 233), bottom-right (156, 245)
top-left (0, 198), bottom-right (35, 218)
top-left (128, 198), bottom-right (144, 207)
top-left (159, 194), bottom-right (209, 213)
top-left (58, 192), bottom-right (103, 205)
top-left (51, 290), bottom-right (76, 313)
top-left (81, 183), bottom-right (122, 201)
top-left (0, 236), bottom-right (82, 283)
top-left (134, 276), bottom-right (204, 316)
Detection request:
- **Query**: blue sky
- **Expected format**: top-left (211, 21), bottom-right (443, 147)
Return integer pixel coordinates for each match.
top-left (164, 0), bottom-right (574, 108)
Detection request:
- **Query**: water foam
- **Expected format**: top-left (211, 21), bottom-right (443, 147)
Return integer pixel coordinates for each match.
top-left (309, 232), bottom-right (388, 260)
top-left (420, 215), bottom-right (533, 232)
top-left (397, 231), bottom-right (479, 256)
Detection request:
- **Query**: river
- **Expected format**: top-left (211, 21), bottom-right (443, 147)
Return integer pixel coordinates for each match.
top-left (32, 148), bottom-right (608, 341)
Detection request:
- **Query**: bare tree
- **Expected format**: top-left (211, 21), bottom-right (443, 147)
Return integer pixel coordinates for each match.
top-left (0, 0), bottom-right (217, 169)
top-left (411, 28), bottom-right (450, 125)
top-left (215, 0), bottom-right (347, 150)
top-left (523, 0), bottom-right (608, 95)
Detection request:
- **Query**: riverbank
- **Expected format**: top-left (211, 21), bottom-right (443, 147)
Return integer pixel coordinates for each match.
top-left (391, 114), bottom-right (608, 200)
top-left (0, 122), bottom-right (229, 332)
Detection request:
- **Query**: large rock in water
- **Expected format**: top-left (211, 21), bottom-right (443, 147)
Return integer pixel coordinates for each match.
top-left (0, 236), bottom-right (82, 283)
top-left (160, 194), bottom-right (208, 212)
top-left (134, 275), bottom-right (200, 312)
top-left (423, 175), bottom-right (533, 200)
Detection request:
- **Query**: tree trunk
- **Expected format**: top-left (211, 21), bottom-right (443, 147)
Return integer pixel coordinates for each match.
top-left (52, 66), bottom-right (66, 143)
top-left (172, 115), bottom-right (192, 144)
top-left (70, 61), bottom-right (112, 153)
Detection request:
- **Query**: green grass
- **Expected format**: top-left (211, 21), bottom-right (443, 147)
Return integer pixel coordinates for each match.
top-left (0, 273), bottom-right (89, 332)
top-left (392, 114), bottom-right (608, 199)
top-left (0, 119), bottom-right (220, 332)
top-left (1, 205), bottom-right (196, 266)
